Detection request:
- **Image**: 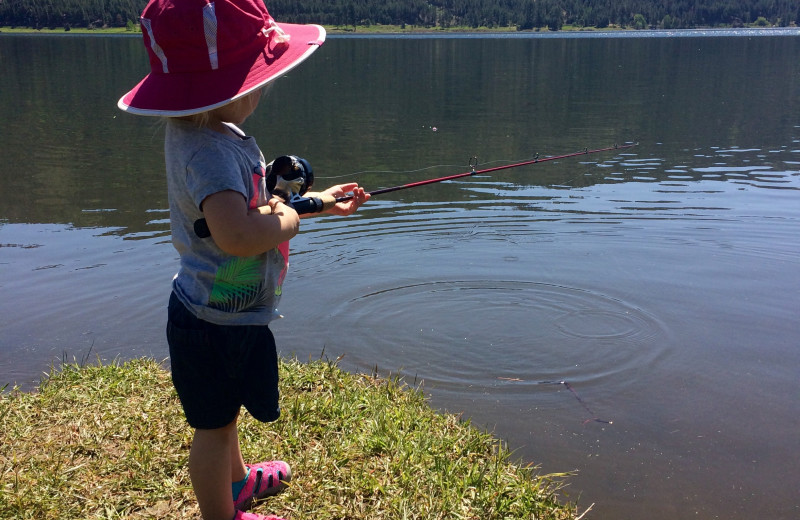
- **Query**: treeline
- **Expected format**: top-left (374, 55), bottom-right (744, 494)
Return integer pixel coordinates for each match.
top-left (2, 0), bottom-right (798, 31)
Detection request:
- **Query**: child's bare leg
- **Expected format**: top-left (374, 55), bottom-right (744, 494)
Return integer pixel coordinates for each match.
top-left (229, 427), bottom-right (247, 483)
top-left (190, 419), bottom-right (239, 520)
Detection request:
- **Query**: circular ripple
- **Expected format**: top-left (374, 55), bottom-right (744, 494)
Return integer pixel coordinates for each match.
top-left (554, 309), bottom-right (647, 340)
top-left (326, 280), bottom-right (669, 392)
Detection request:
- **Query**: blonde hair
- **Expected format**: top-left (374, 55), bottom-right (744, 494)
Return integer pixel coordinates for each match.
top-left (172, 86), bottom-right (269, 128)
top-left (177, 111), bottom-right (212, 128)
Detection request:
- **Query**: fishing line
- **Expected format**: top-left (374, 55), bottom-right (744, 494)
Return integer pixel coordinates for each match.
top-left (498, 377), bottom-right (613, 424)
top-left (540, 380), bottom-right (612, 425)
top-left (316, 155), bottom-right (548, 181)
top-left (499, 376), bottom-right (613, 424)
top-left (316, 162), bottom-right (470, 181)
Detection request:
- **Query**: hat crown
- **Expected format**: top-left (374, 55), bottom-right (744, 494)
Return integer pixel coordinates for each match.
top-left (118, 0), bottom-right (324, 116)
top-left (141, 0), bottom-right (273, 74)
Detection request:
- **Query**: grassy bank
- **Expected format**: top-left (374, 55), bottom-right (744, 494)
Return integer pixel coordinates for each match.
top-left (0, 357), bottom-right (579, 519)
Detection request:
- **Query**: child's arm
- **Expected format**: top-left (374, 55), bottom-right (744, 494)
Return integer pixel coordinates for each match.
top-left (200, 190), bottom-right (299, 257)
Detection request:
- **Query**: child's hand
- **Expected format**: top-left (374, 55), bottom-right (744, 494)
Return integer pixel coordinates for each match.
top-left (319, 183), bottom-right (370, 216)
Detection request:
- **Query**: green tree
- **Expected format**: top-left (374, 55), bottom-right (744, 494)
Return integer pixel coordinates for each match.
top-left (545, 1), bottom-right (563, 31)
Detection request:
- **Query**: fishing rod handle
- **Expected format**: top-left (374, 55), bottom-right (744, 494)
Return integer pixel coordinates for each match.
top-left (292, 192), bottom-right (337, 214)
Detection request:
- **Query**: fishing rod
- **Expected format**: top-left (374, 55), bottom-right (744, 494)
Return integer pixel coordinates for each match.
top-left (194, 143), bottom-right (637, 236)
top-left (291, 142), bottom-right (638, 213)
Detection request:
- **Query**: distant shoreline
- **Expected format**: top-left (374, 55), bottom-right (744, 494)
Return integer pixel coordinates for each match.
top-left (1, 23), bottom-right (797, 36)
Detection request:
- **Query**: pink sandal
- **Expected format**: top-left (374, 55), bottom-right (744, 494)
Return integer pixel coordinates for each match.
top-left (234, 510), bottom-right (286, 520)
top-left (234, 460), bottom-right (292, 511)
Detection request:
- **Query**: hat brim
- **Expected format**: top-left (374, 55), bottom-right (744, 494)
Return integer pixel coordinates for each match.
top-left (118, 23), bottom-right (325, 117)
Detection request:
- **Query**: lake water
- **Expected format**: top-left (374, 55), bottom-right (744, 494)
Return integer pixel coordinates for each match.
top-left (1, 30), bottom-right (799, 519)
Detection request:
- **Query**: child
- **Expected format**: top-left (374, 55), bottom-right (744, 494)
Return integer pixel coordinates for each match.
top-left (117, 1), bottom-right (368, 519)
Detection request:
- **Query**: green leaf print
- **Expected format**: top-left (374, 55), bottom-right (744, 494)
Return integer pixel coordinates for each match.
top-left (208, 257), bottom-right (265, 312)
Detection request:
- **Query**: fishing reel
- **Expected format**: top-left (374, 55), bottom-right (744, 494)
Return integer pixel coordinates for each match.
top-left (266, 155), bottom-right (314, 201)
top-left (266, 155), bottom-right (336, 215)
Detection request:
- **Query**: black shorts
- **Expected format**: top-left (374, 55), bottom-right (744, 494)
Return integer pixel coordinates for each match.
top-left (166, 292), bottom-right (280, 429)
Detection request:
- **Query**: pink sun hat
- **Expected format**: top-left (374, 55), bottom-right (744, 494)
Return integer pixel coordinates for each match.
top-left (117, 0), bottom-right (325, 116)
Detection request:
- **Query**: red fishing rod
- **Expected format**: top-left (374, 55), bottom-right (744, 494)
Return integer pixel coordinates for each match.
top-left (221, 143), bottom-right (638, 219)
top-left (196, 143), bottom-right (638, 235)
top-left (331, 142), bottom-right (638, 204)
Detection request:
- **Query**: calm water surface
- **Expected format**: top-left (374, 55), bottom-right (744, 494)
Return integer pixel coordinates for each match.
top-left (1, 31), bottom-right (799, 520)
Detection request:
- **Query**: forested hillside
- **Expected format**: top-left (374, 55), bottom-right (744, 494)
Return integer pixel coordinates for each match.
top-left (2, 0), bottom-right (797, 32)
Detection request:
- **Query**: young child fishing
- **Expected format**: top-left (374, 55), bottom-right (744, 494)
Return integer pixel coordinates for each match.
top-left (117, 1), bottom-right (368, 519)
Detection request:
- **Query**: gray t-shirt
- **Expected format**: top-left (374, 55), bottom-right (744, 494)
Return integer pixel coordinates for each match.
top-left (165, 119), bottom-right (288, 326)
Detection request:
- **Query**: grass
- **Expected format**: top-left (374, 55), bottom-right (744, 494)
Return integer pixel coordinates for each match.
top-left (0, 357), bottom-right (579, 519)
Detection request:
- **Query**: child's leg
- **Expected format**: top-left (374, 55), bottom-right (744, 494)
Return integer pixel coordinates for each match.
top-left (190, 418), bottom-right (240, 520)
top-left (229, 425), bottom-right (247, 483)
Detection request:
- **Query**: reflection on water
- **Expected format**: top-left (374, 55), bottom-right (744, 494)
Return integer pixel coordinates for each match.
top-left (2, 34), bottom-right (800, 520)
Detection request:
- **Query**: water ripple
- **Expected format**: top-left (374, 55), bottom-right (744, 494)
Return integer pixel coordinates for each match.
top-left (328, 280), bottom-right (670, 393)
